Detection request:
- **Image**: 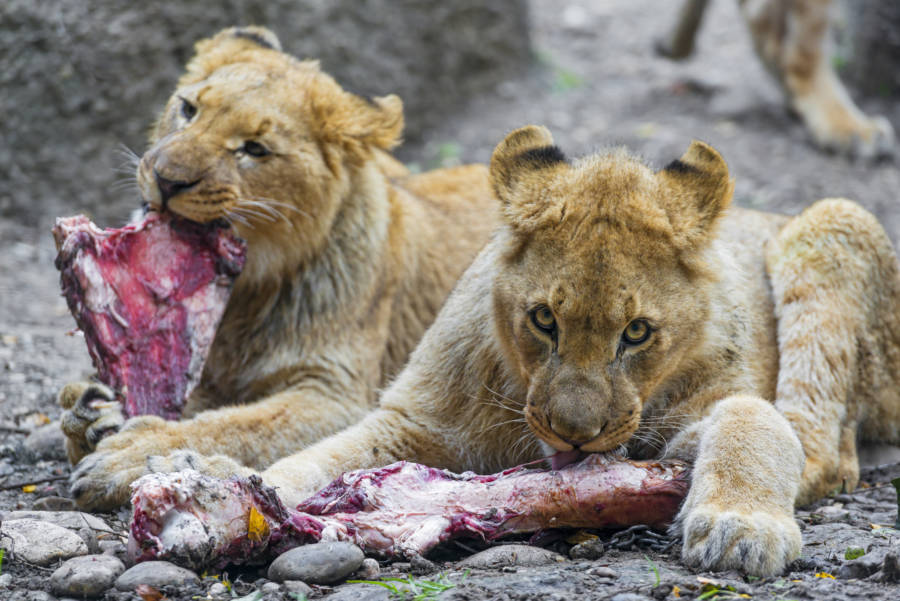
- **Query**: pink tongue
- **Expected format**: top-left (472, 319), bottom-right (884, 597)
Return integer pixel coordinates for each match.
top-left (551, 449), bottom-right (585, 470)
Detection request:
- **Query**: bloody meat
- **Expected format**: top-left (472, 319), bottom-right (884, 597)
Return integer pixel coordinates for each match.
top-left (128, 455), bottom-right (689, 570)
top-left (53, 212), bottom-right (246, 420)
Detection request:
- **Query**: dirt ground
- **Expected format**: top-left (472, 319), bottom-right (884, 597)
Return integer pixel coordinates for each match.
top-left (2, 0), bottom-right (900, 599)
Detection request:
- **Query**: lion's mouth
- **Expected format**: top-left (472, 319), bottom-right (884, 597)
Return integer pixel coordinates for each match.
top-left (550, 449), bottom-right (588, 470)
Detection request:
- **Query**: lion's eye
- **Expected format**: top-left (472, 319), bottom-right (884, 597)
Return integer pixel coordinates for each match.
top-left (242, 141), bottom-right (270, 158)
top-left (530, 306), bottom-right (556, 334)
top-left (622, 319), bottom-right (651, 345)
top-left (180, 98), bottom-right (197, 121)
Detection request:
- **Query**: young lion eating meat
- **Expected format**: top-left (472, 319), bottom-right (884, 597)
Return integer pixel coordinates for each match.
top-left (244, 126), bottom-right (899, 576)
top-left (60, 26), bottom-right (497, 510)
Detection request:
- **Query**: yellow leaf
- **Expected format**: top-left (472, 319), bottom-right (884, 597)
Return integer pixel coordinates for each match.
top-left (672, 585), bottom-right (681, 598)
top-left (815, 572), bottom-right (835, 579)
top-left (21, 484), bottom-right (36, 493)
top-left (247, 506), bottom-right (269, 543)
top-left (871, 523), bottom-right (883, 530)
top-left (565, 530), bottom-right (598, 545)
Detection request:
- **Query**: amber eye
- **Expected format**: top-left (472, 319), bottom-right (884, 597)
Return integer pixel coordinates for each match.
top-left (242, 141), bottom-right (270, 157)
top-left (622, 319), bottom-right (651, 345)
top-left (530, 305), bottom-right (556, 334)
top-left (180, 98), bottom-right (197, 121)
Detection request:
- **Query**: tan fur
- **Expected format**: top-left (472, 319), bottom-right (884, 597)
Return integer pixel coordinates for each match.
top-left (658, 0), bottom-right (894, 158)
top-left (251, 126), bottom-right (900, 577)
top-left (60, 26), bottom-right (497, 510)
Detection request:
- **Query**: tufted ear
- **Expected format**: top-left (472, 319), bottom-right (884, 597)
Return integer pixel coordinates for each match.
top-left (656, 140), bottom-right (733, 249)
top-left (180, 26), bottom-right (283, 86)
top-left (490, 126), bottom-right (569, 231)
top-left (312, 88), bottom-right (405, 158)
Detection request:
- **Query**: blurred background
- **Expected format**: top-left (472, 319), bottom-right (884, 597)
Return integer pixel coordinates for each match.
top-left (1, 0), bottom-right (899, 414)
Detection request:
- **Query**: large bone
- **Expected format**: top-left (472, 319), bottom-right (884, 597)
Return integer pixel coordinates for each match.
top-left (53, 212), bottom-right (246, 419)
top-left (127, 455), bottom-right (689, 570)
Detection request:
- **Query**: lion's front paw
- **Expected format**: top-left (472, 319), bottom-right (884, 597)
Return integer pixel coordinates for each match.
top-left (69, 415), bottom-right (185, 511)
top-left (59, 381), bottom-right (126, 465)
top-left (676, 504), bottom-right (801, 577)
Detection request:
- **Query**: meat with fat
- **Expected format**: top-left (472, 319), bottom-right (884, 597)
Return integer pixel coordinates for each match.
top-left (127, 455), bottom-right (689, 570)
top-left (53, 212), bottom-right (246, 420)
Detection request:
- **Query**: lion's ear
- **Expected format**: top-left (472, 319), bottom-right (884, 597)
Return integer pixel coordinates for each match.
top-left (313, 90), bottom-right (405, 156)
top-left (181, 26), bottom-right (282, 85)
top-left (656, 140), bottom-right (733, 248)
top-left (490, 126), bottom-right (569, 230)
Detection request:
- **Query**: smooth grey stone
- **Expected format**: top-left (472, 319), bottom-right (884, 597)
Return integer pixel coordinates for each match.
top-left (207, 582), bottom-right (228, 597)
top-left (353, 557), bottom-right (380, 580)
top-left (586, 566), bottom-right (617, 578)
top-left (0, 518), bottom-right (88, 566)
top-left (284, 580), bottom-right (314, 596)
top-left (0, 573), bottom-right (12, 588)
top-left (4, 510), bottom-right (111, 552)
top-left (115, 560), bottom-right (200, 591)
top-left (324, 583), bottom-right (391, 601)
top-left (50, 554), bottom-right (125, 598)
top-left (458, 544), bottom-right (566, 569)
top-left (268, 541), bottom-right (365, 585)
top-left (610, 594), bottom-right (654, 601)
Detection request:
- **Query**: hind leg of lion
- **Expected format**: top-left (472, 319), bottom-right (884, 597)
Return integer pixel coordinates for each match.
top-left (766, 198), bottom-right (900, 506)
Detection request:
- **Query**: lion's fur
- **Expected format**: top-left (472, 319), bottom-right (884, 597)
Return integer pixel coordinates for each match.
top-left (61, 27), bottom-right (497, 506)
top-left (263, 126), bottom-right (900, 576)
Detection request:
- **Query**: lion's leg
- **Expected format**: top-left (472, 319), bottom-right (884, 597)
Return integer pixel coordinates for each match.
top-left (740, 0), bottom-right (894, 157)
top-left (766, 198), bottom-right (900, 505)
top-left (675, 395), bottom-right (804, 576)
top-left (68, 388), bottom-right (372, 511)
top-left (655, 0), bottom-right (710, 59)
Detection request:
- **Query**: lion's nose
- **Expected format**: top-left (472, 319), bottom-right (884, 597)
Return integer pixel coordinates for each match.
top-left (155, 171), bottom-right (199, 208)
top-left (550, 418), bottom-right (605, 446)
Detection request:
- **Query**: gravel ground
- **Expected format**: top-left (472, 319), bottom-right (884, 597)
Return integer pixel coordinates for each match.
top-left (2, 1), bottom-right (900, 599)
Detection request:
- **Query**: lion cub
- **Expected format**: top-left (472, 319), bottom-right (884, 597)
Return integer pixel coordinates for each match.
top-left (60, 26), bottom-right (497, 510)
top-left (260, 126), bottom-right (900, 576)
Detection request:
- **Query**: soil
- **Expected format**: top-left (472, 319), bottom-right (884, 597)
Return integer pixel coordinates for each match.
top-left (2, 0), bottom-right (900, 599)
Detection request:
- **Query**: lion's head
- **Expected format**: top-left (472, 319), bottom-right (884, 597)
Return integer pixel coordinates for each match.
top-left (489, 126), bottom-right (734, 462)
top-left (137, 26), bottom-right (403, 280)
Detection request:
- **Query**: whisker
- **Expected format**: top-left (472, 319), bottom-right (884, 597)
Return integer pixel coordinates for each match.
top-left (230, 206), bottom-right (277, 223)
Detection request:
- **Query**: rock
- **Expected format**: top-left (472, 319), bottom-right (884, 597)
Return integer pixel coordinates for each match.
top-left (324, 583), bottom-right (392, 601)
top-left (0, 573), bottom-right (12, 588)
top-left (261, 582), bottom-right (281, 595)
top-left (31, 497), bottom-right (77, 512)
top-left (0, 518), bottom-right (88, 566)
top-left (4, 510), bottom-right (112, 553)
top-left (610, 593), bottom-right (654, 601)
top-left (207, 582), bottom-right (228, 597)
top-left (98, 540), bottom-right (125, 556)
top-left (7, 593), bottom-right (57, 601)
top-left (268, 541), bottom-right (365, 585)
top-left (570, 538), bottom-right (605, 560)
top-left (586, 566), bottom-right (617, 579)
top-left (114, 560), bottom-right (200, 591)
top-left (21, 421), bottom-right (67, 461)
top-left (877, 550), bottom-right (900, 583)
top-left (457, 544), bottom-right (566, 569)
top-left (410, 554), bottom-right (436, 574)
top-left (284, 580), bottom-right (314, 597)
top-left (353, 557), bottom-right (381, 580)
top-left (837, 548), bottom-right (884, 580)
top-left (50, 554), bottom-right (125, 598)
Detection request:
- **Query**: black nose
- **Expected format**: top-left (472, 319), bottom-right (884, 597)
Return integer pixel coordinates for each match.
top-left (155, 171), bottom-right (198, 207)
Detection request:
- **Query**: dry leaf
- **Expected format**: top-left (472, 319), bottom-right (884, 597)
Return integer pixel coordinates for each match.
top-left (815, 572), bottom-right (835, 579)
top-left (21, 484), bottom-right (36, 493)
top-left (247, 506), bottom-right (269, 542)
top-left (672, 584), bottom-right (681, 597)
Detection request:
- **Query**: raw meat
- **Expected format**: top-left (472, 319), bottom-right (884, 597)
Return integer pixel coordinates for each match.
top-left (53, 212), bottom-right (246, 420)
top-left (127, 455), bottom-right (689, 570)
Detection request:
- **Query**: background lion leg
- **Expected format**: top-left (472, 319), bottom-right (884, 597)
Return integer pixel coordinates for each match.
top-left (655, 0), bottom-right (710, 59)
top-left (766, 198), bottom-right (900, 505)
top-left (741, 0), bottom-right (894, 157)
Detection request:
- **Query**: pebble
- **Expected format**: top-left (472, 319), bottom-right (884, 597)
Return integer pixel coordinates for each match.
top-left (586, 566), bottom-right (617, 579)
top-left (353, 557), bottom-right (381, 580)
top-left (569, 538), bottom-right (605, 560)
top-left (115, 560), bottom-right (200, 590)
top-left (284, 580), bottom-right (313, 597)
top-left (267, 541), bottom-right (365, 584)
top-left (207, 582), bottom-right (228, 597)
top-left (261, 582), bottom-right (281, 595)
top-left (0, 573), bottom-right (12, 588)
top-left (0, 518), bottom-right (88, 566)
top-left (325, 582), bottom-right (391, 601)
top-left (7, 592), bottom-right (57, 601)
top-left (50, 554), bottom-right (125, 598)
top-left (410, 554), bottom-right (436, 574)
top-left (4, 510), bottom-right (112, 554)
top-left (99, 540), bottom-right (125, 556)
top-left (610, 593), bottom-right (653, 601)
top-left (22, 421), bottom-right (67, 461)
top-left (458, 544), bottom-right (566, 569)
